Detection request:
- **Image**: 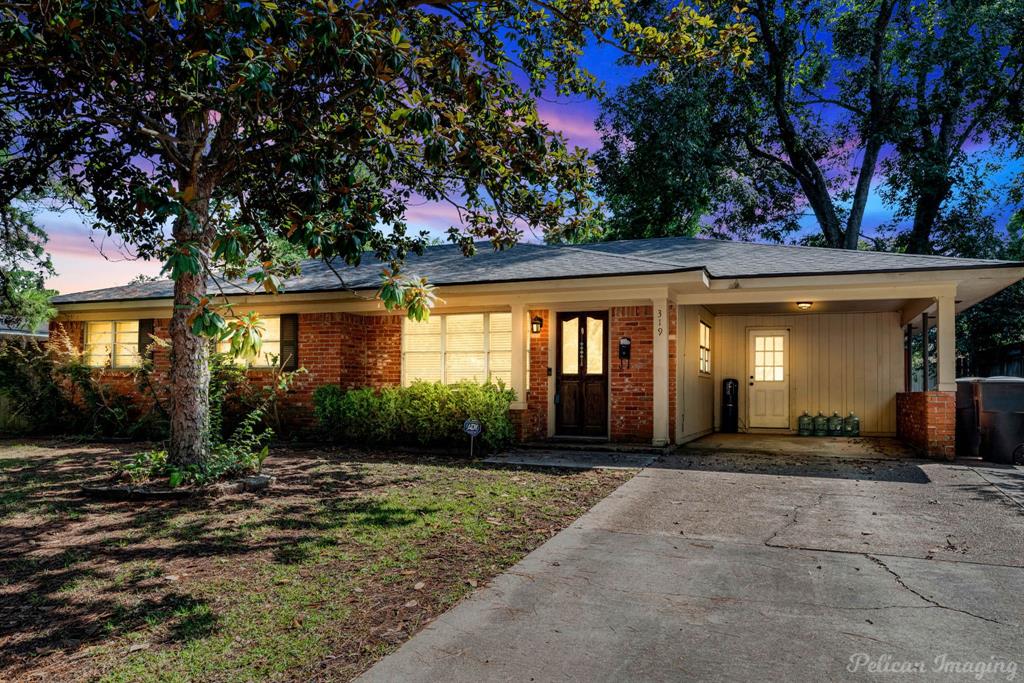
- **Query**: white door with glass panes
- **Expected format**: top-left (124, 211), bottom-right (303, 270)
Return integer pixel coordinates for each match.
top-left (747, 330), bottom-right (789, 428)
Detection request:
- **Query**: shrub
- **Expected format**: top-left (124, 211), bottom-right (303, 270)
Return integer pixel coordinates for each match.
top-left (114, 380), bottom-right (279, 487)
top-left (0, 329), bottom-right (170, 438)
top-left (313, 381), bottom-right (516, 451)
top-left (0, 340), bottom-right (73, 435)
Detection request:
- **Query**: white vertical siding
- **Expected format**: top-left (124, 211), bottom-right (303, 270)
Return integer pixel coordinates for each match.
top-left (678, 305), bottom-right (716, 442)
top-left (712, 312), bottom-right (904, 435)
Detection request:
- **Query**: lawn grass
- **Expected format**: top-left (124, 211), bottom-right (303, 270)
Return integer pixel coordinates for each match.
top-left (0, 439), bottom-right (633, 681)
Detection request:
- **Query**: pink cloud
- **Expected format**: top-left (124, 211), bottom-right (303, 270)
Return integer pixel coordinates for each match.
top-left (48, 253), bottom-right (162, 295)
top-left (403, 200), bottom-right (465, 231)
top-left (34, 212), bottom-right (161, 294)
top-left (536, 104), bottom-right (602, 151)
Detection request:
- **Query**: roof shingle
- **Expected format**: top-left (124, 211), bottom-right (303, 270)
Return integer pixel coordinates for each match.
top-left (52, 236), bottom-right (1020, 304)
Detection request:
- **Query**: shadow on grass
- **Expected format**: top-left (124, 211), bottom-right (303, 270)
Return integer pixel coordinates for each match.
top-left (0, 440), bottom-right (453, 673)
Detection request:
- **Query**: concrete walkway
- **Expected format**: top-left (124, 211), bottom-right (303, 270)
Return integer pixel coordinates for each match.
top-left (359, 452), bottom-right (1024, 682)
top-left (483, 449), bottom-right (658, 470)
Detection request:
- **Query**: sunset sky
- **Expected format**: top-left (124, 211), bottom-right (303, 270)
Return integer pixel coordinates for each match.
top-left (41, 41), bottom-right (1019, 296)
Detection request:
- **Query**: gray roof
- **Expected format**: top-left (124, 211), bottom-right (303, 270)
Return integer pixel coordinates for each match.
top-left (52, 236), bottom-right (1021, 304)
top-left (0, 321), bottom-right (49, 338)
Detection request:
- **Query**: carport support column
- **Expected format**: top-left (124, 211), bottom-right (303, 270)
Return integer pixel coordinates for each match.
top-left (936, 295), bottom-right (956, 392)
top-left (652, 297), bottom-right (670, 447)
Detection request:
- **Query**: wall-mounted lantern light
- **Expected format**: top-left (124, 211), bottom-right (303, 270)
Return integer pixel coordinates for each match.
top-left (531, 316), bottom-right (543, 334)
top-left (796, 301), bottom-right (813, 310)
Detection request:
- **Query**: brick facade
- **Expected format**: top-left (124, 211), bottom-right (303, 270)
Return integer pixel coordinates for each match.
top-left (52, 305), bottom-right (672, 444)
top-left (609, 305), bottom-right (654, 443)
top-left (512, 306), bottom-right (672, 444)
top-left (896, 391), bottom-right (956, 460)
top-left (516, 309), bottom-right (550, 442)
top-left (50, 313), bottom-right (403, 436)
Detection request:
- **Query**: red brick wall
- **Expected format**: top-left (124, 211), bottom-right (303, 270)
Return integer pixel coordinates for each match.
top-left (363, 315), bottom-right (403, 387)
top-left (610, 305), bottom-right (653, 443)
top-left (51, 305), bottom-right (670, 444)
top-left (47, 318), bottom-right (174, 417)
top-left (50, 313), bottom-right (403, 436)
top-left (516, 309), bottom-right (550, 441)
top-left (897, 391), bottom-right (955, 460)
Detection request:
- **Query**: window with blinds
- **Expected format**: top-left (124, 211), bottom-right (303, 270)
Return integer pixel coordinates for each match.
top-left (402, 312), bottom-right (512, 386)
top-left (699, 320), bottom-right (712, 375)
top-left (84, 320), bottom-right (143, 368)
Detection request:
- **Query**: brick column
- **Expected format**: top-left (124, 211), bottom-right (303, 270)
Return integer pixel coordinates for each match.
top-left (610, 305), bottom-right (653, 443)
top-left (515, 308), bottom-right (550, 441)
top-left (897, 391), bottom-right (955, 460)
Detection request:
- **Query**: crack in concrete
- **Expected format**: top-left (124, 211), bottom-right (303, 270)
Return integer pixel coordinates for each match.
top-left (865, 554), bottom-right (1010, 626)
top-left (764, 493), bottom-right (825, 547)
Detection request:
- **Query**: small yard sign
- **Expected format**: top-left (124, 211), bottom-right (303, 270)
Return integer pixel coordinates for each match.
top-left (463, 418), bottom-right (482, 457)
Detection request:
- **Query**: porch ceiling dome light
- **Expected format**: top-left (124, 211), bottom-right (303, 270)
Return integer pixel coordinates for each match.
top-left (796, 301), bottom-right (813, 310)
top-left (531, 316), bottom-right (543, 334)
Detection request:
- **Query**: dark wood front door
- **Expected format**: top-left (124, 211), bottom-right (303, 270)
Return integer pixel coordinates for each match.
top-left (555, 311), bottom-right (608, 437)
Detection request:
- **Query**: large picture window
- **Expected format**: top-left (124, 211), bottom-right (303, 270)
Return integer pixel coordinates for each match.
top-left (84, 320), bottom-right (142, 368)
top-left (402, 312), bottom-right (512, 386)
top-left (699, 320), bottom-right (712, 375)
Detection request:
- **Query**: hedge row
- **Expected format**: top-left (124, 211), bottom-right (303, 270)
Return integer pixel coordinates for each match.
top-left (312, 381), bottom-right (516, 451)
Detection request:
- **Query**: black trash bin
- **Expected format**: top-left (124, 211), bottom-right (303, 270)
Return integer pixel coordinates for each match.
top-left (976, 377), bottom-right (1024, 464)
top-left (722, 379), bottom-right (739, 433)
top-left (955, 377), bottom-right (981, 458)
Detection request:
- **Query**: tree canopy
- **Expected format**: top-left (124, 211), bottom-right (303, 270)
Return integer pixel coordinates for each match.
top-left (0, 0), bottom-right (753, 466)
top-left (590, 0), bottom-right (1023, 253)
top-left (0, 199), bottom-right (54, 328)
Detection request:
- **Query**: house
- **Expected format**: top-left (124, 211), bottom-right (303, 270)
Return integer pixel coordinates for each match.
top-left (50, 236), bottom-right (1024, 459)
top-left (0, 321), bottom-right (49, 345)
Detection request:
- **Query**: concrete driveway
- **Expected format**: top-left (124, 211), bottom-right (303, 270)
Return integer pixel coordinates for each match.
top-left (360, 453), bottom-right (1024, 682)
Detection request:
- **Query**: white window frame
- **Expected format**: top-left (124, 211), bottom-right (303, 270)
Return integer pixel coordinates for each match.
top-left (698, 320), bottom-right (712, 375)
top-left (401, 312), bottom-right (511, 386)
top-left (84, 320), bottom-right (140, 369)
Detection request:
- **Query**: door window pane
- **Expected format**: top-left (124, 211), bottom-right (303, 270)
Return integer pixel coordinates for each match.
top-left (586, 316), bottom-right (604, 374)
top-left (753, 334), bottom-right (785, 383)
top-left (561, 318), bottom-right (579, 374)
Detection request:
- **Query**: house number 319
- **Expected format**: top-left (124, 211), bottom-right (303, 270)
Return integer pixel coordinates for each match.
top-left (656, 308), bottom-right (664, 336)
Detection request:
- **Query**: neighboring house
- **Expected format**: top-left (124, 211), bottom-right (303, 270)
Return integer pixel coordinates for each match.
top-left (50, 237), bottom-right (1024, 458)
top-left (0, 321), bottom-right (49, 345)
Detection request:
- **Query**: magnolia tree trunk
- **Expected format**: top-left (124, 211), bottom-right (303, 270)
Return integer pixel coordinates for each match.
top-left (167, 193), bottom-right (213, 468)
